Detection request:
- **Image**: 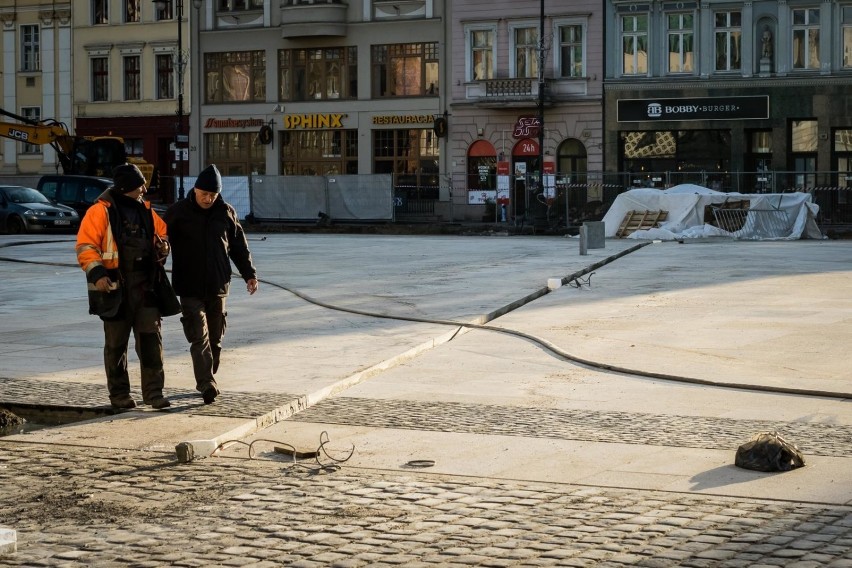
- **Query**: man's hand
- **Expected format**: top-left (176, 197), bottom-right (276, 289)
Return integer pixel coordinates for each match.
top-left (155, 238), bottom-right (171, 264)
top-left (95, 276), bottom-right (115, 292)
top-left (246, 279), bottom-right (258, 295)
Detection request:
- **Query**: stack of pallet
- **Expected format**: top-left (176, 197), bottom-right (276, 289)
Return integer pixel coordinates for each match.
top-left (616, 210), bottom-right (668, 237)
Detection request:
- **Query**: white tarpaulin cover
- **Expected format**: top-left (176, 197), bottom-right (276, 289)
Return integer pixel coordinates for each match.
top-left (602, 184), bottom-right (824, 240)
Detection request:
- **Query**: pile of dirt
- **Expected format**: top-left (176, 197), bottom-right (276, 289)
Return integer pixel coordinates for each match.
top-left (0, 407), bottom-right (24, 428)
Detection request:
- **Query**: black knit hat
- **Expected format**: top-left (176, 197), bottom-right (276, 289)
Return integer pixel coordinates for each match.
top-left (195, 164), bottom-right (222, 193)
top-left (112, 163), bottom-right (146, 193)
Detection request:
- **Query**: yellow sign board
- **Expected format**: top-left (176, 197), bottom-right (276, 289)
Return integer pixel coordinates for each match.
top-left (283, 114), bottom-right (344, 129)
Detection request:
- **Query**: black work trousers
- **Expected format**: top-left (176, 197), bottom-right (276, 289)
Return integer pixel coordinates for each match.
top-left (179, 295), bottom-right (227, 393)
top-left (103, 279), bottom-right (164, 403)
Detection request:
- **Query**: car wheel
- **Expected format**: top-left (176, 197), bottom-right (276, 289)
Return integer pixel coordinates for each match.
top-left (6, 216), bottom-right (26, 234)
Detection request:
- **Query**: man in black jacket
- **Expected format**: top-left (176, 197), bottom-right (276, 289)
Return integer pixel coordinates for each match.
top-left (163, 164), bottom-right (258, 404)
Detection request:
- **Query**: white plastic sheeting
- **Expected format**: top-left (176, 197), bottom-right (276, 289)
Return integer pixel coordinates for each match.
top-left (250, 175), bottom-right (393, 221)
top-left (602, 184), bottom-right (824, 240)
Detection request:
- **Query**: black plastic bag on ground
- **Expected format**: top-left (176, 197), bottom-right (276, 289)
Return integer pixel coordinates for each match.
top-left (735, 431), bottom-right (805, 472)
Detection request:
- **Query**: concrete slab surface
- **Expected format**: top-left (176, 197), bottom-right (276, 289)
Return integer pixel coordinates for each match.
top-left (2, 234), bottom-right (851, 508)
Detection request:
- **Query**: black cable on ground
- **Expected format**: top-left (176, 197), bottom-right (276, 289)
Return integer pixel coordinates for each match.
top-left (215, 430), bottom-right (354, 469)
top-left (2, 238), bottom-right (848, 401)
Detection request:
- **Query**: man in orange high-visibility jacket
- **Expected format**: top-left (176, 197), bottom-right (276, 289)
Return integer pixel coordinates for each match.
top-left (76, 163), bottom-right (172, 410)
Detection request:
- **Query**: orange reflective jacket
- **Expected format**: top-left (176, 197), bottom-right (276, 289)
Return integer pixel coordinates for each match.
top-left (76, 197), bottom-right (167, 278)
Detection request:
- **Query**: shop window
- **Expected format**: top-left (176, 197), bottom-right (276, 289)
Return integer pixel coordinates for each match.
top-left (747, 130), bottom-right (773, 192)
top-left (204, 132), bottom-right (266, 175)
top-left (124, 138), bottom-right (144, 158)
top-left (373, 129), bottom-right (439, 198)
top-left (790, 120), bottom-right (817, 188)
top-left (558, 138), bottom-right (590, 220)
top-left (791, 120), bottom-right (818, 152)
top-left (205, 51), bottom-right (266, 103)
top-left (371, 43), bottom-right (439, 97)
top-left (279, 130), bottom-right (357, 176)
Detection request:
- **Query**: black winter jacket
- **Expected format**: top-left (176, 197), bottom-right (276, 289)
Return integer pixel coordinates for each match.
top-left (163, 190), bottom-right (256, 298)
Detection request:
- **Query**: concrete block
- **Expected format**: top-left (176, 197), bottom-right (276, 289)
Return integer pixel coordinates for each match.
top-left (175, 439), bottom-right (219, 463)
top-left (584, 221), bottom-right (605, 249)
top-left (0, 527), bottom-right (17, 555)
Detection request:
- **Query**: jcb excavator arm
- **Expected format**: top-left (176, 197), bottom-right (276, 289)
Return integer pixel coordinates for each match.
top-left (0, 108), bottom-right (76, 172)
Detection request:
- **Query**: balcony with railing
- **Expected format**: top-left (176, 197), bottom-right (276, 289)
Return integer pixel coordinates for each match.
top-left (464, 78), bottom-right (553, 108)
top-left (280, 0), bottom-right (348, 38)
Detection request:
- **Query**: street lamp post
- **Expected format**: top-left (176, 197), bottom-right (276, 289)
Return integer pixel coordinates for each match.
top-left (538, 0), bottom-right (545, 186)
top-left (154, 0), bottom-right (185, 200)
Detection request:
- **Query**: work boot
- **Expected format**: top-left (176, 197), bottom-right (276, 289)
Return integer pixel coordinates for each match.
top-left (146, 396), bottom-right (171, 409)
top-left (110, 394), bottom-right (137, 409)
top-left (202, 385), bottom-right (219, 405)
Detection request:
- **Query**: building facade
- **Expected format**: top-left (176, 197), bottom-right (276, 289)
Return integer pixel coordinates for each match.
top-left (0, 1), bottom-right (72, 176)
top-left (448, 0), bottom-right (604, 223)
top-left (0, 0), bottom-right (191, 199)
top-left (72, 0), bottom-right (192, 200)
top-left (604, 0), bottom-right (852, 204)
top-left (189, 0), bottom-right (446, 207)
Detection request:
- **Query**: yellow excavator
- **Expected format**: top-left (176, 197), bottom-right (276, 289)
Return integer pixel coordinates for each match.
top-left (0, 107), bottom-right (154, 185)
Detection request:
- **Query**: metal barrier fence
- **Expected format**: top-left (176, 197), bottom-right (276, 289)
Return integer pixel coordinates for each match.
top-left (154, 171), bottom-right (852, 227)
top-left (711, 208), bottom-right (792, 239)
top-left (249, 174), bottom-right (393, 222)
top-left (448, 170), bottom-right (852, 228)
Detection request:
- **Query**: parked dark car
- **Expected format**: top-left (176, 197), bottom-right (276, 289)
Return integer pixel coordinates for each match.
top-left (36, 174), bottom-right (167, 217)
top-left (36, 174), bottom-right (113, 218)
top-left (0, 185), bottom-right (80, 234)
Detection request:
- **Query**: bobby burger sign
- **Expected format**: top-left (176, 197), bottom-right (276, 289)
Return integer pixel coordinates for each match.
top-left (618, 96), bottom-right (768, 122)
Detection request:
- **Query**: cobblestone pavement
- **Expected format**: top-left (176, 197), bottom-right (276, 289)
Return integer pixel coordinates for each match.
top-left (1, 444), bottom-right (851, 568)
top-left (0, 377), bottom-right (300, 420)
top-left (8, 379), bottom-right (851, 459)
top-left (3, 378), bottom-right (852, 566)
top-left (291, 397), bottom-right (852, 458)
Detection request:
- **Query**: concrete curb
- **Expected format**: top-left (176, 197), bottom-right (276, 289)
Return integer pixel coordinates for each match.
top-left (174, 243), bottom-right (652, 462)
top-left (0, 527), bottom-right (16, 555)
